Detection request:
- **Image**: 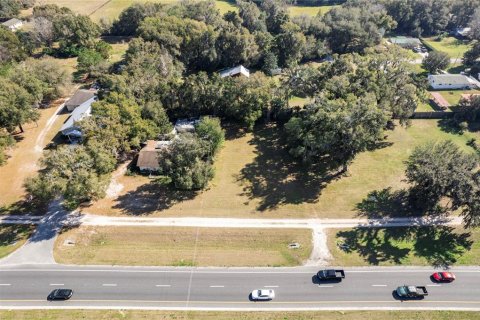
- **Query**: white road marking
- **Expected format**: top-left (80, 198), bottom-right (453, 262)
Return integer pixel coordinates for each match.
top-left (102, 284), bottom-right (117, 287)
top-left (209, 285), bottom-right (225, 288)
top-left (372, 285), bottom-right (387, 287)
top-left (427, 284), bottom-right (442, 287)
top-left (264, 286), bottom-right (279, 288)
top-left (318, 285), bottom-right (334, 288)
top-left (0, 284), bottom-right (11, 286)
top-left (155, 285), bottom-right (171, 287)
top-left (49, 284), bottom-right (64, 286)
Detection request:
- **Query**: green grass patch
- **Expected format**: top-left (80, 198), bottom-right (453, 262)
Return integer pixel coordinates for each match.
top-left (288, 5), bottom-right (337, 16)
top-left (0, 224), bottom-right (35, 259)
top-left (1, 310), bottom-right (479, 320)
top-left (54, 226), bottom-right (312, 267)
top-left (328, 226), bottom-right (480, 267)
top-left (422, 37), bottom-right (472, 58)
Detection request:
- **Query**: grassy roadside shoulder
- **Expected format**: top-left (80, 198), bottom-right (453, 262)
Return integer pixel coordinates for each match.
top-left (1, 310), bottom-right (479, 320)
top-left (0, 225), bottom-right (35, 259)
top-left (327, 227), bottom-right (480, 267)
top-left (54, 226), bottom-right (312, 267)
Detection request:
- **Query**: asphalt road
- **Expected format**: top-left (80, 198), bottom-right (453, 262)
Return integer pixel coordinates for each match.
top-left (0, 265), bottom-right (479, 310)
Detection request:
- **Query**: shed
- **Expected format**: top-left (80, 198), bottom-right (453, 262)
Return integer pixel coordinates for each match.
top-left (430, 92), bottom-right (450, 110)
top-left (137, 140), bottom-right (172, 172)
top-left (219, 65), bottom-right (250, 78)
top-left (1, 18), bottom-right (23, 31)
top-left (389, 36), bottom-right (422, 48)
top-left (65, 90), bottom-right (96, 112)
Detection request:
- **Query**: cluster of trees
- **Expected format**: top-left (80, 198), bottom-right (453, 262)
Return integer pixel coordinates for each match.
top-left (159, 117), bottom-right (224, 190)
top-left (14, 4), bottom-right (107, 60)
top-left (463, 9), bottom-right (480, 78)
top-left (380, 0), bottom-right (480, 36)
top-left (284, 46), bottom-right (423, 173)
top-left (0, 0), bottom-right (35, 20)
top-left (0, 57), bottom-right (71, 165)
top-left (405, 141), bottom-right (479, 227)
top-left (422, 51), bottom-right (450, 73)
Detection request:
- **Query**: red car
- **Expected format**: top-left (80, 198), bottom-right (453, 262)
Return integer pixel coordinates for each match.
top-left (432, 272), bottom-right (456, 282)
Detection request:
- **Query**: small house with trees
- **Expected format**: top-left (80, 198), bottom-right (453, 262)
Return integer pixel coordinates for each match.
top-left (428, 74), bottom-right (480, 90)
top-left (60, 97), bottom-right (95, 141)
top-left (219, 65), bottom-right (250, 78)
top-left (137, 140), bottom-right (172, 172)
top-left (1, 18), bottom-right (23, 31)
top-left (389, 36), bottom-right (422, 49)
top-left (65, 89), bottom-right (96, 112)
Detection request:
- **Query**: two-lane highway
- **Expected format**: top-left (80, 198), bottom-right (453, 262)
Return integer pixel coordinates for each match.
top-left (0, 265), bottom-right (479, 310)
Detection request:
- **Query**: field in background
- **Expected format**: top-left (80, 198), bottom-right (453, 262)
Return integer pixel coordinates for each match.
top-left (1, 310), bottom-right (479, 320)
top-left (422, 37), bottom-right (471, 59)
top-left (55, 226), bottom-right (312, 266)
top-left (288, 4), bottom-right (337, 16)
top-left (327, 227), bottom-right (480, 267)
top-left (0, 225), bottom-right (35, 258)
top-left (87, 120), bottom-right (479, 219)
top-left (41, 0), bottom-right (335, 22)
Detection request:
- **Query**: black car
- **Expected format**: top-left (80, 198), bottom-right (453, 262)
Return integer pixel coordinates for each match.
top-left (48, 289), bottom-right (73, 301)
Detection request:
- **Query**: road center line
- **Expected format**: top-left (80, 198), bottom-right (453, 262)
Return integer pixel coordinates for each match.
top-left (155, 285), bottom-right (171, 287)
top-left (372, 284), bottom-right (387, 287)
top-left (209, 285), bottom-right (225, 288)
top-left (318, 285), bottom-right (334, 288)
top-left (49, 284), bottom-right (64, 286)
top-left (264, 286), bottom-right (279, 288)
top-left (102, 284), bottom-right (117, 287)
top-left (0, 284), bottom-right (11, 286)
top-left (427, 284), bottom-right (442, 287)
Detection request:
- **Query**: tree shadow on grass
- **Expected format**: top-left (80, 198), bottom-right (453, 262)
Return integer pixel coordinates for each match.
top-left (337, 226), bottom-right (472, 268)
top-left (111, 182), bottom-right (198, 216)
top-left (0, 224), bottom-right (35, 248)
top-left (356, 188), bottom-right (424, 219)
top-left (236, 124), bottom-right (343, 212)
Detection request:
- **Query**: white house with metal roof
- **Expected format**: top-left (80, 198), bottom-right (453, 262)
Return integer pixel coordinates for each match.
top-left (60, 97), bottom-right (95, 141)
top-left (219, 65), bottom-right (250, 78)
top-left (1, 18), bottom-right (23, 31)
top-left (428, 74), bottom-right (480, 90)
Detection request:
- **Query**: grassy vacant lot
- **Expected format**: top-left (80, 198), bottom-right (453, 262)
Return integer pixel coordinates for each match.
top-left (1, 310), bottom-right (479, 320)
top-left (54, 226), bottom-right (312, 266)
top-left (327, 227), bottom-right (480, 267)
top-left (87, 120), bottom-right (479, 218)
top-left (431, 90), bottom-right (480, 106)
top-left (422, 37), bottom-right (471, 58)
top-left (0, 225), bottom-right (35, 259)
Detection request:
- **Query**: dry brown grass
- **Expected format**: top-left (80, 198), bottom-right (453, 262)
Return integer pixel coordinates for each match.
top-left (54, 226), bottom-right (312, 267)
top-left (1, 310), bottom-right (479, 320)
top-left (0, 105), bottom-right (70, 208)
top-left (86, 120), bottom-right (479, 219)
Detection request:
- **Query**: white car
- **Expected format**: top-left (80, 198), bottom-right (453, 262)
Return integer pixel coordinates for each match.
top-left (251, 289), bottom-right (275, 301)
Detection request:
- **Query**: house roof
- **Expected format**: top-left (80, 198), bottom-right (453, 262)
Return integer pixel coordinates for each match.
top-left (430, 92), bottom-right (450, 108)
top-left (65, 90), bottom-right (96, 107)
top-left (61, 97), bottom-right (95, 133)
top-left (137, 140), bottom-right (172, 170)
top-left (1, 18), bottom-right (22, 28)
top-left (428, 74), bottom-right (480, 87)
top-left (219, 65), bottom-right (250, 78)
top-left (389, 36), bottom-right (422, 46)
